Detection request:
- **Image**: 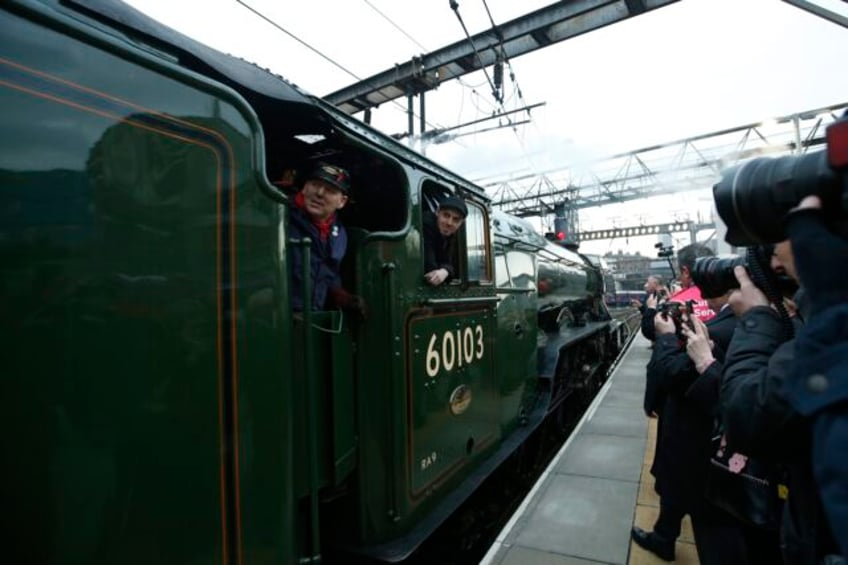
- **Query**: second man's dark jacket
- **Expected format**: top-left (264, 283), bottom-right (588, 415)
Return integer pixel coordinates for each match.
top-left (423, 211), bottom-right (457, 280)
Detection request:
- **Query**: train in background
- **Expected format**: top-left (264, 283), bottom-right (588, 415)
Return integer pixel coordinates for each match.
top-left (608, 290), bottom-right (647, 308)
top-left (0, 1), bottom-right (628, 563)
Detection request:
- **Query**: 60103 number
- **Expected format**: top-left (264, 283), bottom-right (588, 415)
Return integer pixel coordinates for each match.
top-left (425, 325), bottom-right (484, 377)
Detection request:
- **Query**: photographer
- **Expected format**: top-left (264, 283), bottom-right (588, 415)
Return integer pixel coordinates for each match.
top-left (633, 244), bottom-right (745, 564)
top-left (633, 275), bottom-right (666, 313)
top-left (639, 288), bottom-right (666, 343)
top-left (639, 291), bottom-right (660, 342)
top-left (682, 252), bottom-right (793, 561)
top-left (711, 110), bottom-right (848, 563)
top-left (642, 243), bottom-right (715, 414)
top-left (783, 195), bottom-right (848, 557)
top-left (641, 245), bottom-right (712, 343)
top-left (636, 276), bottom-right (666, 343)
top-left (718, 241), bottom-right (844, 564)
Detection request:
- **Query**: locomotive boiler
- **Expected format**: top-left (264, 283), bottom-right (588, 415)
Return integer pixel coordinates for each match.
top-left (0, 1), bottom-right (627, 563)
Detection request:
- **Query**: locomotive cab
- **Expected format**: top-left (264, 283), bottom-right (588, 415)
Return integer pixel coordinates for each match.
top-left (263, 114), bottom-right (504, 558)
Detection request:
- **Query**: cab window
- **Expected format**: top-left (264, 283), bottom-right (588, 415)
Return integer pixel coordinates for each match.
top-left (421, 180), bottom-right (492, 286)
top-left (464, 202), bottom-right (491, 283)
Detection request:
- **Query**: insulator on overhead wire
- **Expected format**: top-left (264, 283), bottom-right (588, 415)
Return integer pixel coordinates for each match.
top-left (493, 60), bottom-right (503, 89)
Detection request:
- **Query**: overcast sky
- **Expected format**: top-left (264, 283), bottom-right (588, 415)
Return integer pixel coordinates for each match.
top-left (123, 0), bottom-right (848, 256)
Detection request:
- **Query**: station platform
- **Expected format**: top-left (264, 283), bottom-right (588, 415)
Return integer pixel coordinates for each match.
top-left (481, 333), bottom-right (700, 565)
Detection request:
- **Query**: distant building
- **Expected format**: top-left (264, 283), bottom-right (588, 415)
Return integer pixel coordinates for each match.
top-left (603, 237), bottom-right (715, 292)
top-left (603, 251), bottom-right (651, 275)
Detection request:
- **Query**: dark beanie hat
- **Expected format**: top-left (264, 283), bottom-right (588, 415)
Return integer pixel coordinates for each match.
top-left (439, 195), bottom-right (468, 218)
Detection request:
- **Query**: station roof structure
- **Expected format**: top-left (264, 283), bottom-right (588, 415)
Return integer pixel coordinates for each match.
top-left (481, 101), bottom-right (847, 217)
top-left (324, 0), bottom-right (680, 115)
top-left (319, 0), bottom-right (847, 226)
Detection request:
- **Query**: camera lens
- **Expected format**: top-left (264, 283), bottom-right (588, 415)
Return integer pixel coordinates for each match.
top-left (691, 256), bottom-right (746, 298)
top-left (713, 151), bottom-right (837, 245)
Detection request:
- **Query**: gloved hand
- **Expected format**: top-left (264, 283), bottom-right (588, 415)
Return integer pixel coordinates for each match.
top-left (786, 195), bottom-right (848, 317)
top-left (328, 287), bottom-right (368, 321)
top-left (345, 294), bottom-right (368, 322)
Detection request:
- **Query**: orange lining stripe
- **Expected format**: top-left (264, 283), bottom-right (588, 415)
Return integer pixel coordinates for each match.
top-left (2, 59), bottom-right (243, 565)
top-left (0, 55), bottom-right (232, 143)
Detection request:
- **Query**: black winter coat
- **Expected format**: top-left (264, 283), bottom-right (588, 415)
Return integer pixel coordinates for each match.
top-left (721, 305), bottom-right (840, 565)
top-left (288, 205), bottom-right (347, 311)
top-left (646, 306), bottom-right (737, 508)
top-left (423, 211), bottom-right (457, 279)
top-left (787, 303), bottom-right (848, 559)
top-left (640, 306), bottom-right (658, 343)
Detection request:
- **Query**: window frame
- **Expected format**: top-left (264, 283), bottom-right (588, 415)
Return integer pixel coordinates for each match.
top-left (420, 181), bottom-right (493, 288)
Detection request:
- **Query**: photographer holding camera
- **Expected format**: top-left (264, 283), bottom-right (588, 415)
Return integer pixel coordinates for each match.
top-left (718, 231), bottom-right (839, 565)
top-left (641, 242), bottom-right (712, 343)
top-left (633, 244), bottom-right (751, 563)
top-left (642, 243), bottom-right (716, 415)
top-left (639, 275), bottom-right (669, 342)
top-left (713, 113), bottom-right (848, 564)
top-left (633, 275), bottom-right (666, 312)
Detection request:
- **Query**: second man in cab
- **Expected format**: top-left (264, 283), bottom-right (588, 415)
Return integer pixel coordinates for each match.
top-left (424, 195), bottom-right (467, 287)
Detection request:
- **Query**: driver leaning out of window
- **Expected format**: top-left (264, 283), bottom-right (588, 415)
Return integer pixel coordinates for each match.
top-left (423, 196), bottom-right (467, 287)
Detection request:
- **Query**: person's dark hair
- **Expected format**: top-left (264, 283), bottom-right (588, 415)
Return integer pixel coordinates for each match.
top-left (677, 243), bottom-right (714, 274)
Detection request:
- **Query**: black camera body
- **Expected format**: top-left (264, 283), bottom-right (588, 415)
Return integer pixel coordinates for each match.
top-left (713, 111), bottom-right (848, 245)
top-left (659, 299), bottom-right (695, 338)
top-left (655, 241), bottom-right (675, 258)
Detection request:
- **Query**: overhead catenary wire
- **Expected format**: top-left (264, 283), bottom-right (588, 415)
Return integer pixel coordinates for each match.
top-left (360, 0), bottom-right (501, 119)
top-left (450, 0), bottom-right (539, 141)
top-left (359, 0), bottom-right (520, 148)
top-left (480, 0), bottom-right (546, 144)
top-left (362, 0), bottom-right (428, 52)
top-left (449, 0), bottom-right (502, 106)
top-left (235, 0), bottom-right (443, 132)
top-left (481, 0), bottom-right (526, 105)
top-left (450, 0), bottom-right (544, 192)
top-left (235, 0), bottom-right (361, 82)
top-left (477, 1), bottom-right (561, 224)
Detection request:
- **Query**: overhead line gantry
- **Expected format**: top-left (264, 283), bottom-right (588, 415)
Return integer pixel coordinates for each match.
top-left (324, 0), bottom-right (679, 135)
top-left (485, 101), bottom-right (848, 220)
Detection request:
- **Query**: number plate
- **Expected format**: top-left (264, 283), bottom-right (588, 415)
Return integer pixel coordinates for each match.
top-left (407, 310), bottom-right (497, 496)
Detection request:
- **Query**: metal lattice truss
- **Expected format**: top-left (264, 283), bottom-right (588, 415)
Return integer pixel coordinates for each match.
top-left (483, 101), bottom-right (848, 219)
top-left (579, 220), bottom-right (694, 242)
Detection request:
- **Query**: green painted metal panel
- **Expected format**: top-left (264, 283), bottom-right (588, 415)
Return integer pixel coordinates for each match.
top-left (406, 308), bottom-right (498, 496)
top-left (0, 5), bottom-right (295, 564)
top-left (494, 291), bottom-right (538, 431)
top-left (291, 311), bottom-right (356, 494)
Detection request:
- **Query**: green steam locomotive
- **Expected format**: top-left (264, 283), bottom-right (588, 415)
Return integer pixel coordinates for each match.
top-left (0, 1), bottom-right (627, 562)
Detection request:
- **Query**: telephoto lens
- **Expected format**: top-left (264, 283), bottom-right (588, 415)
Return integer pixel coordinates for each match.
top-left (712, 150), bottom-right (839, 246)
top-left (691, 256), bottom-right (746, 299)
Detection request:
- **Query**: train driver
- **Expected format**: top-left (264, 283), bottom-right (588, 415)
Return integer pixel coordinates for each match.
top-left (289, 163), bottom-right (366, 318)
top-left (423, 195), bottom-right (467, 287)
